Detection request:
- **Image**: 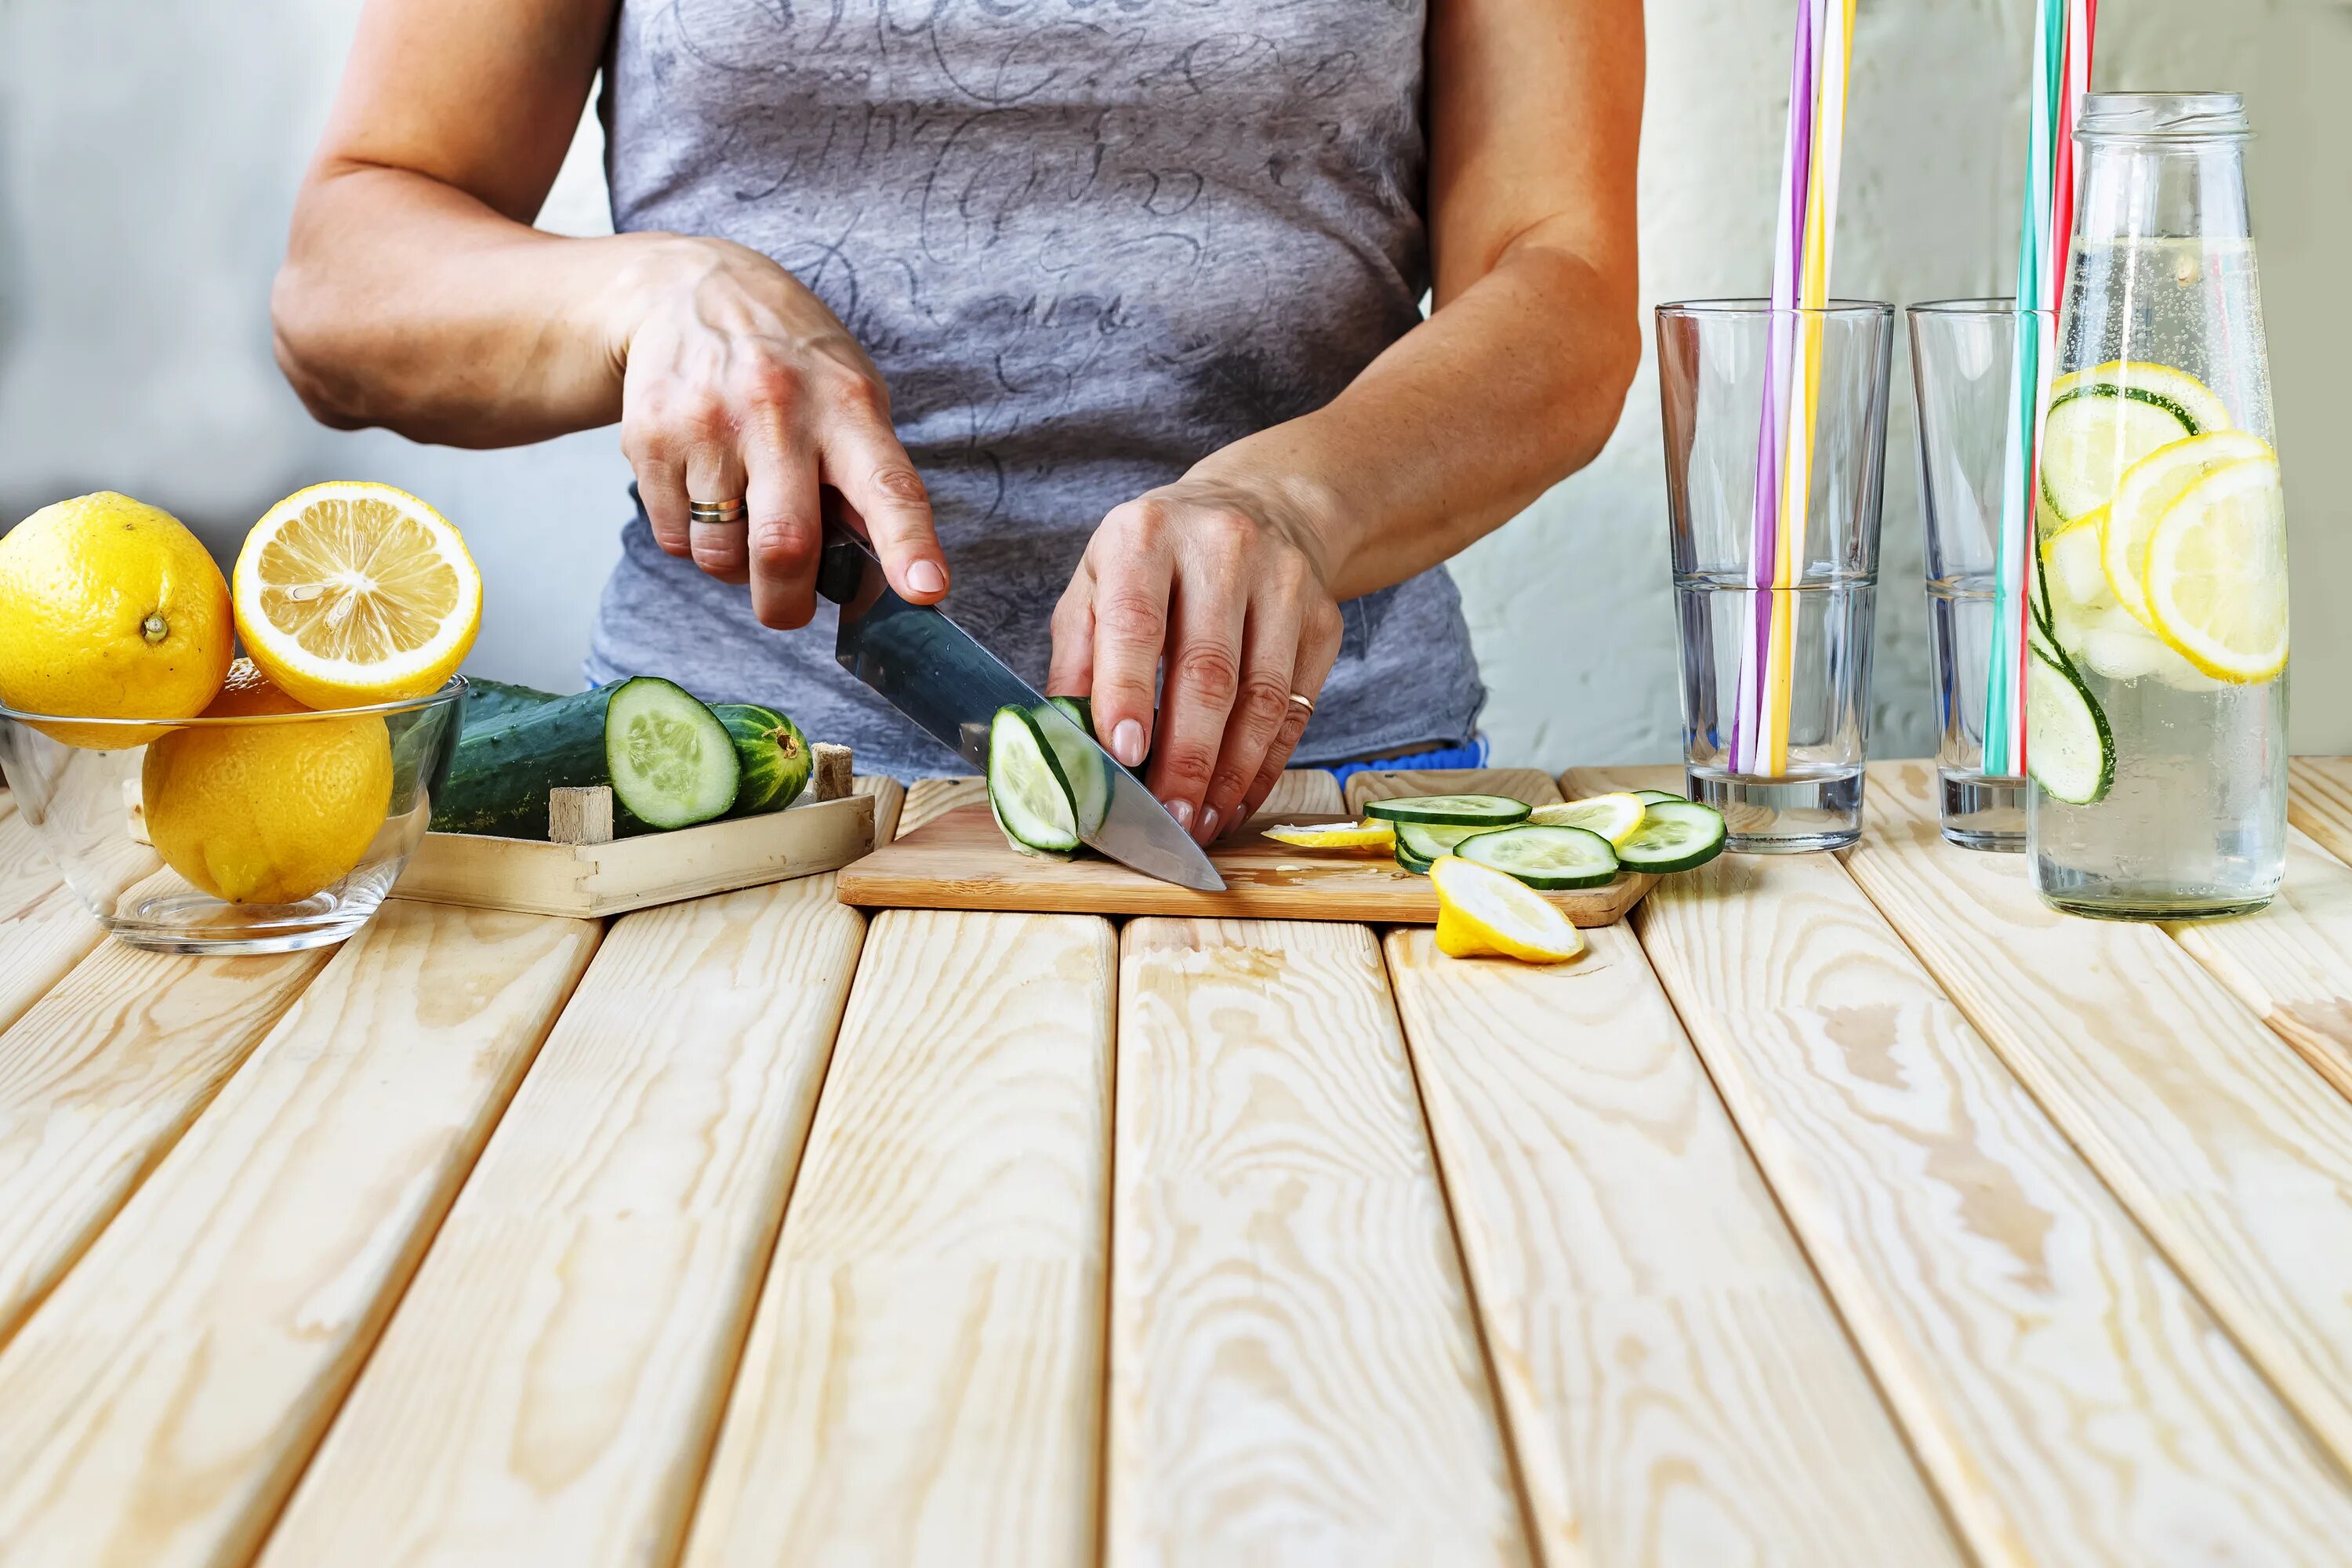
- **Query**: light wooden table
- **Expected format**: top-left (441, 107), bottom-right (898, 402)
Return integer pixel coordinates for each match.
top-left (5, 759), bottom-right (2352, 1567)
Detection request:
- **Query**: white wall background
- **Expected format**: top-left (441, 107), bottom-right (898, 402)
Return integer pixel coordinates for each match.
top-left (2, 0), bottom-right (2345, 767)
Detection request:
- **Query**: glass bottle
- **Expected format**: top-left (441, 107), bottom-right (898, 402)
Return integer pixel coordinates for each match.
top-left (2028, 92), bottom-right (2288, 920)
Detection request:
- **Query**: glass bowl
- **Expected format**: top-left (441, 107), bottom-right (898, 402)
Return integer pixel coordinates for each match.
top-left (0, 678), bottom-right (467, 956)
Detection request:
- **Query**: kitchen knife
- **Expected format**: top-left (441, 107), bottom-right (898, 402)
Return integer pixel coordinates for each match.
top-left (813, 506), bottom-right (1225, 891)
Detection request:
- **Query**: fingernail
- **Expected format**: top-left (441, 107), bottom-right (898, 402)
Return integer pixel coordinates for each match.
top-left (907, 560), bottom-right (946, 596)
top-left (1199, 808), bottom-right (1221, 841)
top-left (1112, 720), bottom-right (1146, 767)
top-left (1167, 799), bottom-right (1193, 831)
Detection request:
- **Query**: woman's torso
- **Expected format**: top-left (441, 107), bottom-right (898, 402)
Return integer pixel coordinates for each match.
top-left (590, 0), bottom-right (1486, 777)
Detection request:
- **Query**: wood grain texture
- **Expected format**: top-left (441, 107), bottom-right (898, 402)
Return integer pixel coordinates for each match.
top-left (1345, 766), bottom-right (1563, 815)
top-left (0, 941), bottom-right (331, 1352)
top-left (839, 804), bottom-right (1650, 925)
top-left (1633, 837), bottom-right (2352, 1565)
top-left (261, 875), bottom-right (862, 1568)
top-left (1384, 925), bottom-right (1965, 1567)
top-left (2166, 830), bottom-right (2352, 1102)
top-left (0, 804), bottom-right (106, 1036)
top-left (681, 909), bottom-right (1115, 1568)
top-left (1109, 918), bottom-right (1528, 1568)
top-left (1849, 758), bottom-right (2352, 1476)
top-left (397, 793), bottom-right (875, 918)
top-left (0, 902), bottom-right (598, 1568)
top-left (900, 775), bottom-right (989, 836)
top-left (1250, 768), bottom-right (1344, 822)
top-left (855, 772), bottom-right (906, 844)
top-left (2288, 757), bottom-right (2352, 866)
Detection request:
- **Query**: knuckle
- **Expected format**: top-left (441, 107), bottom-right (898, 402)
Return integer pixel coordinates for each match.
top-left (1174, 644), bottom-right (1240, 703)
top-left (1096, 587), bottom-right (1167, 644)
top-left (827, 371), bottom-right (887, 420)
top-left (1161, 744), bottom-right (1217, 790)
top-left (866, 463), bottom-right (929, 507)
top-left (751, 519), bottom-right (815, 569)
top-left (1117, 498), bottom-right (1171, 547)
top-left (1235, 673), bottom-right (1292, 729)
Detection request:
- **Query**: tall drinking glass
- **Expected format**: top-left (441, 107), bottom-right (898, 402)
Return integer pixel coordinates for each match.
top-left (1657, 300), bottom-right (1894, 851)
top-left (1907, 299), bottom-right (2053, 851)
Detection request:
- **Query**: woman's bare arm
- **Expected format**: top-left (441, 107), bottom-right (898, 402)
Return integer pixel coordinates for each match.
top-left (275, 0), bottom-right (949, 619)
top-left (1049, 0), bottom-right (1646, 840)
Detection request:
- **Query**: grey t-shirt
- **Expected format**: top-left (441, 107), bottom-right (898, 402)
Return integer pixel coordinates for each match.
top-left (587, 0), bottom-right (1486, 779)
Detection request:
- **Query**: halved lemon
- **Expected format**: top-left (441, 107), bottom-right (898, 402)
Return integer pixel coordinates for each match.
top-left (233, 483), bottom-right (481, 710)
top-left (1430, 855), bottom-right (1585, 964)
top-left (1262, 820), bottom-right (1396, 851)
top-left (1527, 793), bottom-right (1648, 847)
top-left (2141, 456), bottom-right (2288, 684)
top-left (2100, 430), bottom-right (2274, 628)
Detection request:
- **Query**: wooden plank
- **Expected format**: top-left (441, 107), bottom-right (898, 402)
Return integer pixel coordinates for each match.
top-left (680, 909), bottom-right (1115, 1568)
top-left (260, 877), bottom-right (860, 1568)
top-left (1345, 765), bottom-right (1563, 815)
top-left (1107, 918), bottom-right (1528, 1567)
top-left (1626, 831), bottom-right (2352, 1563)
top-left (0, 942), bottom-right (331, 1352)
top-left (2289, 757), bottom-right (2352, 866)
top-left (1250, 767), bottom-right (1344, 822)
top-left (397, 793), bottom-right (874, 918)
top-left (1384, 925), bottom-right (1965, 1567)
top-left (0, 902), bottom-right (598, 1568)
top-left (0, 805), bottom-right (104, 1037)
top-left (856, 773), bottom-right (906, 844)
top-left (2166, 830), bottom-right (2352, 1102)
top-left (840, 804), bottom-right (1650, 926)
top-left (900, 776), bottom-right (988, 837)
top-left (1846, 757), bottom-right (2352, 1474)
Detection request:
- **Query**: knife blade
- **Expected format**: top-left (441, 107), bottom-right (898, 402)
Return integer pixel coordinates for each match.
top-left (813, 505), bottom-right (1225, 891)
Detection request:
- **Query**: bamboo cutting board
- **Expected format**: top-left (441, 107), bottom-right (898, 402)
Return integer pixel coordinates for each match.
top-left (833, 804), bottom-right (1653, 925)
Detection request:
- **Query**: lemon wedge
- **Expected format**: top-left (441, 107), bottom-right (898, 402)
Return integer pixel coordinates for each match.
top-left (233, 482), bottom-right (481, 710)
top-left (1431, 855), bottom-right (1586, 964)
top-left (2100, 430), bottom-right (2273, 628)
top-left (1527, 793), bottom-right (1648, 847)
top-left (2141, 455), bottom-right (2288, 683)
top-left (1262, 820), bottom-right (1396, 851)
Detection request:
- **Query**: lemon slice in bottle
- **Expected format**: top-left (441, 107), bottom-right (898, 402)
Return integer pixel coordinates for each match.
top-left (1261, 820), bottom-right (1396, 851)
top-left (1526, 792), bottom-right (1649, 846)
top-left (2141, 455), bottom-right (2288, 683)
top-left (232, 482), bottom-right (482, 710)
top-left (1430, 855), bottom-right (1586, 964)
top-left (2100, 429), bottom-right (2274, 629)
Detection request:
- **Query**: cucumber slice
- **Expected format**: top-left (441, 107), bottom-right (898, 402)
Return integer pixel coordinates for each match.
top-left (714, 703), bottom-right (811, 816)
top-left (1034, 699), bottom-right (1112, 836)
top-left (1393, 821), bottom-right (1506, 862)
top-left (1363, 794), bottom-right (1531, 828)
top-left (1616, 801), bottom-right (1729, 873)
top-left (2040, 383), bottom-right (2201, 521)
top-left (987, 705), bottom-right (1081, 853)
top-left (991, 788), bottom-right (1073, 862)
top-left (1393, 840), bottom-right (1435, 876)
top-left (2026, 641), bottom-right (2115, 806)
top-left (1632, 789), bottom-right (1686, 806)
top-left (1457, 825), bottom-right (1620, 889)
top-left (604, 677), bottom-right (742, 831)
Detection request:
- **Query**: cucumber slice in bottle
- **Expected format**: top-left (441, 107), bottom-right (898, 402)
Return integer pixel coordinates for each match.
top-left (2039, 383), bottom-right (2201, 521)
top-left (2026, 641), bottom-right (2115, 806)
top-left (1033, 700), bottom-right (1111, 836)
top-left (1632, 789), bottom-right (1687, 806)
top-left (604, 677), bottom-right (742, 831)
top-left (1393, 820), bottom-right (1506, 862)
top-left (1457, 824), bottom-right (1620, 889)
top-left (1615, 801), bottom-right (1729, 873)
top-left (987, 705), bottom-right (1082, 852)
top-left (1362, 794), bottom-right (1531, 828)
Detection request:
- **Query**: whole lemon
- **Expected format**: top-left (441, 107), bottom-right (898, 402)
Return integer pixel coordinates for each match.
top-left (142, 662), bottom-right (394, 906)
top-left (0, 493), bottom-right (234, 747)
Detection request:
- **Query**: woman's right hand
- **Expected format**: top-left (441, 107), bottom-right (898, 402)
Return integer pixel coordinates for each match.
top-left (608, 236), bottom-right (949, 627)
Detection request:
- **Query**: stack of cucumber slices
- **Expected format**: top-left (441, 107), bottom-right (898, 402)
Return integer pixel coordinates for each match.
top-left (1272, 787), bottom-right (1728, 891)
top-left (2030, 360), bottom-right (2287, 808)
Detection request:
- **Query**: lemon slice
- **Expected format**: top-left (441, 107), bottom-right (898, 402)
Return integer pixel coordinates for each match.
top-left (1262, 820), bottom-right (1396, 851)
top-left (2100, 430), bottom-right (2274, 628)
top-left (233, 482), bottom-right (481, 710)
top-left (2141, 456), bottom-right (2288, 683)
top-left (1527, 793), bottom-right (1648, 847)
top-left (1430, 855), bottom-right (1586, 964)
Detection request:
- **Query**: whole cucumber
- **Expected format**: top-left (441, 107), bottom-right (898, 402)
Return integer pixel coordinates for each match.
top-left (713, 703), bottom-right (813, 816)
top-left (430, 687), bottom-right (615, 838)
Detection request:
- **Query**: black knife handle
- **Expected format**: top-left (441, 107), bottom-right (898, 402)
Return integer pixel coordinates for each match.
top-left (815, 489), bottom-right (874, 607)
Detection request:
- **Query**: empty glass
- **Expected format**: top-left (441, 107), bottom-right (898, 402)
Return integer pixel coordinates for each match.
top-left (1907, 299), bottom-right (2051, 850)
top-left (1657, 299), bottom-right (1894, 851)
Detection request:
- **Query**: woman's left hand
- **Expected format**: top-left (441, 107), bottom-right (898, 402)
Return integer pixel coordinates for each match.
top-left (1047, 473), bottom-right (1346, 846)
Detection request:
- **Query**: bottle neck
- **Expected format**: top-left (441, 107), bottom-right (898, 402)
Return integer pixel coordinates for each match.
top-left (2076, 136), bottom-right (2250, 247)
